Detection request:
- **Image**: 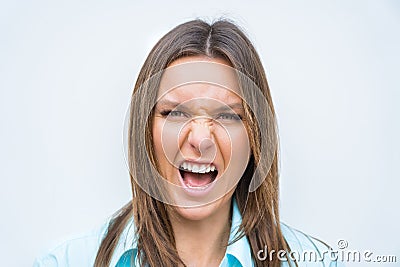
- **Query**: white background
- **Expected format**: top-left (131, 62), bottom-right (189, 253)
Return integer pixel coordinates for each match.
top-left (1, 1), bottom-right (399, 266)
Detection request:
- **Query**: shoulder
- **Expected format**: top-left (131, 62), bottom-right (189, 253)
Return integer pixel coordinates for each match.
top-left (280, 222), bottom-right (331, 254)
top-left (279, 222), bottom-right (345, 267)
top-left (33, 220), bottom-right (110, 267)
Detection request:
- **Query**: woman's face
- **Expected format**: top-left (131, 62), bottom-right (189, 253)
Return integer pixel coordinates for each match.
top-left (152, 56), bottom-right (251, 221)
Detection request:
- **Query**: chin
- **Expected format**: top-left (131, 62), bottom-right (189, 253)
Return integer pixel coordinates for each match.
top-left (173, 192), bottom-right (233, 221)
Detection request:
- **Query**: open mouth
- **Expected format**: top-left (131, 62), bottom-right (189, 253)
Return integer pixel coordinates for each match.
top-left (179, 162), bottom-right (218, 190)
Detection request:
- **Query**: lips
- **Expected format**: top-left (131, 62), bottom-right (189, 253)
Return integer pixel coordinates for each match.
top-left (178, 161), bottom-right (218, 191)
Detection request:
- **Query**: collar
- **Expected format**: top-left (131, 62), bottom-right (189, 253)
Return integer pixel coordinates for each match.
top-left (225, 198), bottom-right (254, 267)
top-left (110, 198), bottom-right (253, 267)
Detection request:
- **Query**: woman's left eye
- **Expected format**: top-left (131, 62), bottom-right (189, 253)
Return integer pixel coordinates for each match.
top-left (216, 113), bottom-right (242, 121)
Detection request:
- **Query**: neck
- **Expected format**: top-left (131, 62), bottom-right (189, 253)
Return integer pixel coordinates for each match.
top-left (170, 201), bottom-right (232, 267)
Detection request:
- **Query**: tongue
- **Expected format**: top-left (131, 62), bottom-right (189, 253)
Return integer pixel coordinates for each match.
top-left (183, 171), bottom-right (213, 187)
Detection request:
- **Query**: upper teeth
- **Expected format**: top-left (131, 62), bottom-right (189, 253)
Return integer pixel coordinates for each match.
top-left (180, 162), bottom-right (216, 173)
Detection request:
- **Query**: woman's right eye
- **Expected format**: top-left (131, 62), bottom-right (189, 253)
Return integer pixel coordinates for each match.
top-left (169, 110), bottom-right (187, 117)
top-left (160, 110), bottom-right (187, 118)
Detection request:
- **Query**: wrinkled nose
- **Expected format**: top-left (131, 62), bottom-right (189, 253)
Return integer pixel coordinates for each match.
top-left (187, 118), bottom-right (215, 155)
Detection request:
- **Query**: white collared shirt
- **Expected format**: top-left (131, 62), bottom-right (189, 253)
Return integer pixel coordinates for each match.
top-left (33, 199), bottom-right (344, 267)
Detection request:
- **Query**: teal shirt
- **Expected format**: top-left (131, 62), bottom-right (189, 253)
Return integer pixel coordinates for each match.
top-left (34, 199), bottom-right (344, 267)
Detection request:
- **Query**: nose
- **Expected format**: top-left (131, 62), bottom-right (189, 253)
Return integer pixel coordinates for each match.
top-left (187, 118), bottom-right (215, 155)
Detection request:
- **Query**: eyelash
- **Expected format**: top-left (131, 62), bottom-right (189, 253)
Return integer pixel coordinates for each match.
top-left (216, 113), bottom-right (242, 121)
top-left (160, 110), bottom-right (187, 117)
top-left (160, 110), bottom-right (242, 121)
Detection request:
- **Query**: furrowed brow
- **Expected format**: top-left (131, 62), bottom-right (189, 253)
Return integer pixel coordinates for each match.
top-left (214, 103), bottom-right (244, 113)
top-left (155, 99), bottom-right (180, 108)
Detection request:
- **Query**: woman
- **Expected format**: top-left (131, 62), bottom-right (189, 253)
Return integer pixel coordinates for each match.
top-left (34, 19), bottom-right (341, 267)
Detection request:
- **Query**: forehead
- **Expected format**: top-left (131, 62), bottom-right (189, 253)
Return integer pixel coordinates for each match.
top-left (157, 56), bottom-right (242, 105)
top-left (158, 84), bottom-right (242, 106)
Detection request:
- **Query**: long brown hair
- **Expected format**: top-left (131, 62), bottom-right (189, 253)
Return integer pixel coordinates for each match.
top-left (95, 19), bottom-right (294, 267)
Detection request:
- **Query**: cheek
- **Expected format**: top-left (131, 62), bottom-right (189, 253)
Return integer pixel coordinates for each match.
top-left (230, 129), bottom-right (250, 164)
top-left (215, 126), bottom-right (250, 163)
top-left (211, 126), bottom-right (250, 201)
top-left (215, 129), bottom-right (231, 159)
top-left (152, 118), bottom-right (182, 168)
top-left (152, 119), bottom-right (166, 162)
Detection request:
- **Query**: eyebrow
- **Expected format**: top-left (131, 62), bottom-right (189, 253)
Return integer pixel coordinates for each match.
top-left (156, 100), bottom-right (244, 112)
top-left (214, 102), bottom-right (244, 112)
top-left (155, 99), bottom-right (180, 108)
